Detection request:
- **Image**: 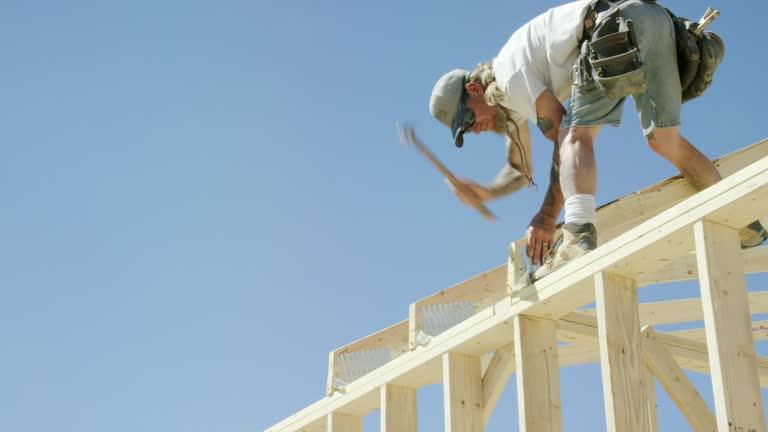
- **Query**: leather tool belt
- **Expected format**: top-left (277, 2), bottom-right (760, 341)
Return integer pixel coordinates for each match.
top-left (576, 0), bottom-right (724, 103)
top-left (576, 0), bottom-right (647, 100)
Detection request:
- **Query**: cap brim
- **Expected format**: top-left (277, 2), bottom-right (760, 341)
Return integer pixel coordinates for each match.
top-left (450, 101), bottom-right (467, 148)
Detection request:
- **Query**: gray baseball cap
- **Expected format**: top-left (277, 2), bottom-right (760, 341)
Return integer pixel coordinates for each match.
top-left (430, 69), bottom-right (470, 148)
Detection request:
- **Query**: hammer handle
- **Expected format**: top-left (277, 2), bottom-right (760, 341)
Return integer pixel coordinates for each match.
top-left (404, 129), bottom-right (496, 221)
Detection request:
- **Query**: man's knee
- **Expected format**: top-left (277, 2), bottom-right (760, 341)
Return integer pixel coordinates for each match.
top-left (561, 127), bottom-right (598, 153)
top-left (645, 127), bottom-right (681, 158)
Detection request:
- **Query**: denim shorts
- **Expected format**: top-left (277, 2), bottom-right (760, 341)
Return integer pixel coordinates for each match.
top-left (561, 0), bottom-right (681, 135)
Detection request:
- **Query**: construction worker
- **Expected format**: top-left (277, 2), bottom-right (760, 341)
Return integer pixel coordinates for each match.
top-left (429, 0), bottom-right (765, 280)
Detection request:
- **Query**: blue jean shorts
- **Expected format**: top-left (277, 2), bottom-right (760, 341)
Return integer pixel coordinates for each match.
top-left (561, 0), bottom-right (681, 135)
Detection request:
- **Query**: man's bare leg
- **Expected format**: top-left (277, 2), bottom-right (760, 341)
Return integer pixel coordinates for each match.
top-left (559, 126), bottom-right (602, 198)
top-left (647, 126), bottom-right (766, 247)
top-left (645, 127), bottom-right (721, 190)
top-left (533, 126), bottom-right (603, 280)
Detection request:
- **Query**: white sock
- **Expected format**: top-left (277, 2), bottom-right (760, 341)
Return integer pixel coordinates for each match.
top-left (564, 194), bottom-right (596, 225)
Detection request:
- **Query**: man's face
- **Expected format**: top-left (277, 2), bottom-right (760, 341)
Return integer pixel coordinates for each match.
top-left (464, 84), bottom-right (501, 135)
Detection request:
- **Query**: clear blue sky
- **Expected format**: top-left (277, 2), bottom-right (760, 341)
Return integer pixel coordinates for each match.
top-left (1, 1), bottom-right (766, 431)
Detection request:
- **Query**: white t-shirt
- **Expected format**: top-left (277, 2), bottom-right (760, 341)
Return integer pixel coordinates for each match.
top-left (492, 0), bottom-right (592, 121)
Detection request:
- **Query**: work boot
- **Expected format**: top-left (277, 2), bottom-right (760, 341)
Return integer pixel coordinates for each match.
top-left (533, 222), bottom-right (598, 281)
top-left (740, 220), bottom-right (767, 249)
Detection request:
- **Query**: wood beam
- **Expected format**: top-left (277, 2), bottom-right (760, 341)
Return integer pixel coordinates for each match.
top-left (443, 352), bottom-right (483, 432)
top-left (645, 366), bottom-right (659, 432)
top-left (482, 342), bottom-right (515, 425)
top-left (595, 272), bottom-right (648, 432)
top-left (410, 266), bottom-right (507, 348)
top-left (327, 412), bottom-right (363, 432)
top-left (642, 327), bottom-right (716, 432)
top-left (327, 319), bottom-right (409, 395)
top-left (381, 384), bottom-right (417, 432)
top-left (514, 315), bottom-right (562, 432)
top-left (694, 220), bottom-right (767, 432)
top-left (577, 290), bottom-right (768, 326)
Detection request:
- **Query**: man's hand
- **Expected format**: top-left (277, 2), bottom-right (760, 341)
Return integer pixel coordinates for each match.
top-left (446, 178), bottom-right (494, 210)
top-left (526, 212), bottom-right (557, 265)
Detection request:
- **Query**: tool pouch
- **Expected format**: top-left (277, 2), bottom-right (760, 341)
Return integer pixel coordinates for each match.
top-left (666, 8), bottom-right (725, 103)
top-left (683, 32), bottom-right (724, 102)
top-left (573, 38), bottom-right (597, 92)
top-left (587, 6), bottom-right (647, 99)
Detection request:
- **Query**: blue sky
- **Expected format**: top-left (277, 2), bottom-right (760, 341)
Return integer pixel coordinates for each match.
top-left (1, 1), bottom-right (767, 431)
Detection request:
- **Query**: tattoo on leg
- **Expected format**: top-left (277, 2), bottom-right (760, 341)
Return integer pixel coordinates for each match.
top-left (537, 117), bottom-right (554, 135)
top-left (645, 131), bottom-right (655, 142)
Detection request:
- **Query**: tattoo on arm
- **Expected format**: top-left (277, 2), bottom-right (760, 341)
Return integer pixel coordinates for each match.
top-left (537, 117), bottom-right (554, 136)
top-left (536, 145), bottom-right (563, 223)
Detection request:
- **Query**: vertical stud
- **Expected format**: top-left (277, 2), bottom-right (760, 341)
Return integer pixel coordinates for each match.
top-left (694, 219), bottom-right (766, 432)
top-left (595, 272), bottom-right (648, 432)
top-left (381, 384), bottom-right (417, 432)
top-left (514, 315), bottom-right (562, 432)
top-left (327, 412), bottom-right (362, 432)
top-left (443, 352), bottom-right (483, 432)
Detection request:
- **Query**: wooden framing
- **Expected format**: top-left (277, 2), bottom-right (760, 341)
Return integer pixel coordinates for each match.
top-left (443, 352), bottom-right (483, 432)
top-left (694, 220), bottom-right (767, 432)
top-left (644, 367), bottom-right (659, 432)
top-left (326, 320), bottom-right (410, 395)
top-left (481, 342), bottom-right (515, 425)
top-left (642, 327), bottom-right (716, 432)
top-left (380, 384), bottom-right (417, 432)
top-left (595, 273), bottom-right (648, 432)
top-left (514, 315), bottom-right (562, 432)
top-left (268, 140), bottom-right (768, 432)
top-left (326, 413), bottom-right (362, 432)
top-left (409, 266), bottom-right (506, 349)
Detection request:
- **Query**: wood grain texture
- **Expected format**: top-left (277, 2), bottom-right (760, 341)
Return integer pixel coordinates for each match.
top-left (443, 352), bottom-right (483, 432)
top-left (642, 328), bottom-right (716, 432)
top-left (694, 220), bottom-right (766, 432)
top-left (595, 272), bottom-right (648, 432)
top-left (326, 412), bottom-right (362, 432)
top-left (380, 384), bottom-right (417, 432)
top-left (514, 315), bottom-right (562, 432)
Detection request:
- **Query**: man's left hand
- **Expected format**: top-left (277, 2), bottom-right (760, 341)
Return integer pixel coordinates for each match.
top-left (526, 213), bottom-right (557, 265)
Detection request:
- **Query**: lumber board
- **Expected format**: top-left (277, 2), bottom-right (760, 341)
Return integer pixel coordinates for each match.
top-left (557, 313), bottom-right (768, 385)
top-left (578, 290), bottom-right (768, 326)
top-left (634, 246), bottom-right (768, 286)
top-left (671, 319), bottom-right (768, 343)
top-left (482, 342), bottom-right (515, 425)
top-left (694, 220), bottom-right (767, 432)
top-left (595, 273), bottom-right (648, 432)
top-left (514, 315), bottom-right (562, 432)
top-left (327, 413), bottom-right (362, 432)
top-left (645, 367), bottom-right (659, 432)
top-left (326, 319), bottom-right (409, 395)
top-left (409, 265), bottom-right (506, 349)
top-left (642, 328), bottom-right (716, 432)
top-left (380, 384), bottom-right (417, 432)
top-left (443, 352), bottom-right (483, 432)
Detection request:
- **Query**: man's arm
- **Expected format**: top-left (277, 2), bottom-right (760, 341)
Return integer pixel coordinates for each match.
top-left (447, 119), bottom-right (532, 210)
top-left (487, 119), bottom-right (532, 198)
top-left (535, 89), bottom-right (566, 143)
top-left (527, 89), bottom-right (567, 264)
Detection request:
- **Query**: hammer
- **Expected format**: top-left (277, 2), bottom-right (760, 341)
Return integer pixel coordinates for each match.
top-left (397, 124), bottom-right (496, 222)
